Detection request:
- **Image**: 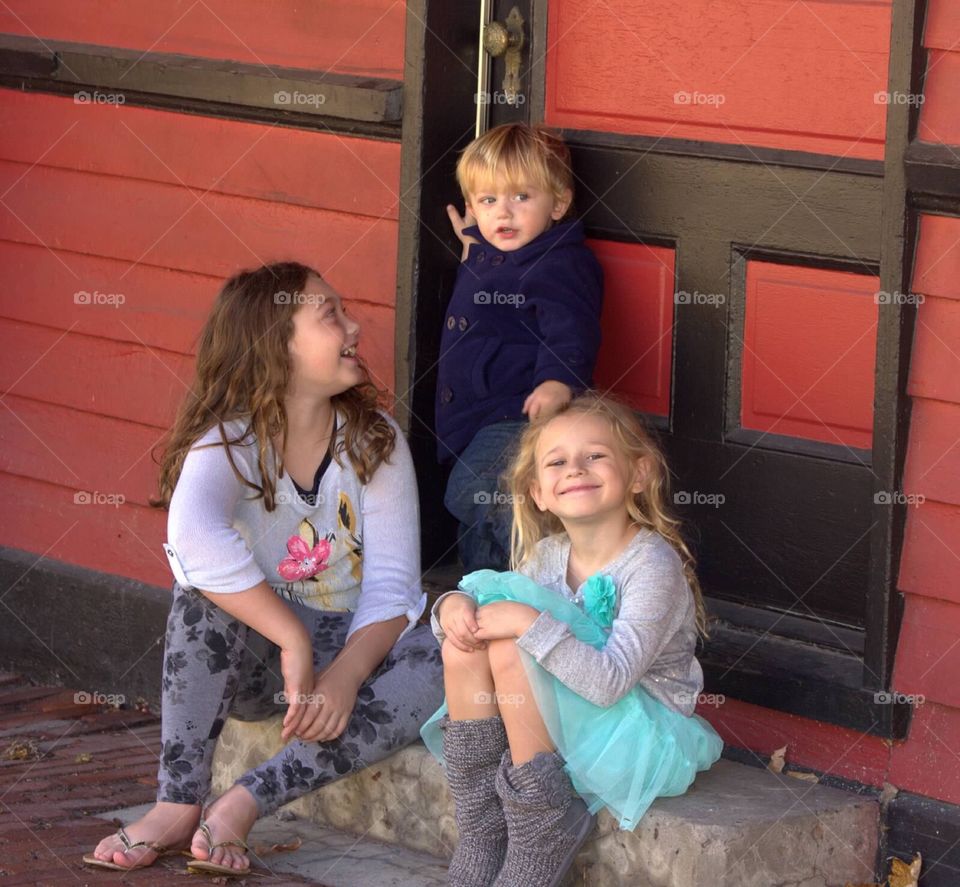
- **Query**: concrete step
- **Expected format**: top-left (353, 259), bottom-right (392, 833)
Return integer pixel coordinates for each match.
top-left (103, 802), bottom-right (448, 886)
top-left (211, 717), bottom-right (879, 887)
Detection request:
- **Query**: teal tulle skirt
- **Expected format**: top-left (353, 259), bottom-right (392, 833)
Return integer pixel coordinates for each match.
top-left (421, 570), bottom-right (724, 830)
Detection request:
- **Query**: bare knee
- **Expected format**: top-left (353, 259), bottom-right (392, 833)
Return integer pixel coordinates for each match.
top-left (486, 638), bottom-right (522, 677)
top-left (441, 638), bottom-right (492, 674)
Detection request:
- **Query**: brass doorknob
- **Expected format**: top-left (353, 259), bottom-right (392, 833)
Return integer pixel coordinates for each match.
top-left (483, 19), bottom-right (522, 58)
top-left (481, 7), bottom-right (525, 106)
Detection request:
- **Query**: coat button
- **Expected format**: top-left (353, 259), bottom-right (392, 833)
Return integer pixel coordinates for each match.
top-left (440, 386), bottom-right (454, 404)
top-left (458, 317), bottom-right (469, 331)
top-left (490, 254), bottom-right (505, 266)
top-left (476, 251), bottom-right (486, 262)
top-left (446, 315), bottom-right (456, 330)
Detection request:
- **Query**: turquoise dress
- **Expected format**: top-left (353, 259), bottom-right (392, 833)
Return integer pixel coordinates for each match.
top-left (421, 569), bottom-right (724, 831)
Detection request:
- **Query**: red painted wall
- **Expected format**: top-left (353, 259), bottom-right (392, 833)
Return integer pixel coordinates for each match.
top-left (545, 0), bottom-right (891, 159)
top-left (0, 4), bottom-right (403, 589)
top-left (0, 1), bottom-right (405, 78)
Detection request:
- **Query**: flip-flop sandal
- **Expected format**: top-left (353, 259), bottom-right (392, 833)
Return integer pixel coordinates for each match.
top-left (186, 820), bottom-right (251, 876)
top-left (81, 825), bottom-right (176, 871)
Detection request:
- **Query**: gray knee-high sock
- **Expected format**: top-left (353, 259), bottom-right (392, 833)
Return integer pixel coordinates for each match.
top-left (493, 751), bottom-right (596, 887)
top-left (440, 716), bottom-right (509, 887)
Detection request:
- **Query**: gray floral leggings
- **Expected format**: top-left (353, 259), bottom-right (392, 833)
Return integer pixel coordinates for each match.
top-left (157, 581), bottom-right (444, 815)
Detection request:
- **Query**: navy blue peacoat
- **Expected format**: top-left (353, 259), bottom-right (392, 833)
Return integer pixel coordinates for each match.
top-left (435, 218), bottom-right (603, 463)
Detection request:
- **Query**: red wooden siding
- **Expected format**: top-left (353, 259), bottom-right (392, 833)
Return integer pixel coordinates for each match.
top-left (740, 262), bottom-right (878, 449)
top-left (0, 1), bottom-right (405, 78)
top-left (0, 90), bottom-right (401, 587)
top-left (545, 0), bottom-right (890, 160)
top-left (698, 697), bottom-right (889, 788)
top-left (888, 702), bottom-right (960, 803)
top-left (885, 211), bottom-right (960, 804)
top-left (918, 0), bottom-right (960, 145)
top-left (589, 240), bottom-right (674, 417)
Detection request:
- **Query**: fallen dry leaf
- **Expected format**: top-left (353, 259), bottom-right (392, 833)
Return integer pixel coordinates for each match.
top-left (888, 852), bottom-right (921, 887)
top-left (2, 739), bottom-right (43, 761)
top-left (251, 836), bottom-right (302, 856)
top-left (74, 752), bottom-right (93, 764)
top-left (767, 745), bottom-right (787, 774)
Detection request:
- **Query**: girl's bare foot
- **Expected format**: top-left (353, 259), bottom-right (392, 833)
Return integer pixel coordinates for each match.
top-left (88, 801), bottom-right (200, 869)
top-left (190, 784), bottom-right (259, 871)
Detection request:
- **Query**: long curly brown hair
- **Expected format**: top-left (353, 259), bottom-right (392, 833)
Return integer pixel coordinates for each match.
top-left (154, 262), bottom-right (395, 510)
top-left (506, 392), bottom-right (709, 637)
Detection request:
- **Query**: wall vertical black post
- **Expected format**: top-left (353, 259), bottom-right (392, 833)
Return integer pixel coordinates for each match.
top-left (396, 1), bottom-right (480, 567)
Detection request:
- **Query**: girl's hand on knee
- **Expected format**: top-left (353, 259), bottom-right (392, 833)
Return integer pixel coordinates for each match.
top-left (439, 594), bottom-right (485, 652)
top-left (475, 601), bottom-right (540, 640)
top-left (295, 670), bottom-right (358, 742)
top-left (280, 642), bottom-right (317, 741)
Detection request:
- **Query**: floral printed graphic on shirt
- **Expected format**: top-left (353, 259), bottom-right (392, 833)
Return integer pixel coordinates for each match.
top-left (278, 519), bottom-right (332, 581)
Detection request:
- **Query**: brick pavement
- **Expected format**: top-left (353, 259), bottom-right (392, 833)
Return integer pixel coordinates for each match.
top-left (0, 672), bottom-right (318, 885)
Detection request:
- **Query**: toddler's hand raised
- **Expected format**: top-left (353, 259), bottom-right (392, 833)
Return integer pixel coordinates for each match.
top-left (446, 204), bottom-right (480, 261)
top-left (523, 380), bottom-right (573, 422)
top-left (438, 593), bottom-right (484, 653)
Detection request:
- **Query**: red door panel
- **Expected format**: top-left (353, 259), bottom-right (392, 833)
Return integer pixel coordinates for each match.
top-left (741, 261), bottom-right (879, 450)
top-left (590, 240), bottom-right (674, 417)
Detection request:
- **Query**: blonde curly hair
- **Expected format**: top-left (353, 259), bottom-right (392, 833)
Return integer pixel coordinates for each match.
top-left (506, 392), bottom-right (709, 637)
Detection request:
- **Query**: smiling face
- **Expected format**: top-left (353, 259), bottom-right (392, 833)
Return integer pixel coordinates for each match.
top-left (467, 175), bottom-right (572, 252)
top-left (529, 411), bottom-right (648, 528)
top-left (287, 275), bottom-right (362, 398)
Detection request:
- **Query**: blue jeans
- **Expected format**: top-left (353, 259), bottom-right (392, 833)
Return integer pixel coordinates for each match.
top-left (444, 420), bottom-right (526, 572)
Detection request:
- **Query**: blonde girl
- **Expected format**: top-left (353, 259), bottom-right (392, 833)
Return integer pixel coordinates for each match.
top-left (423, 392), bottom-right (723, 887)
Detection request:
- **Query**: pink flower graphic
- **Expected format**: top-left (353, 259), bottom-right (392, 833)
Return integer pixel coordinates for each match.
top-left (278, 535), bottom-right (331, 581)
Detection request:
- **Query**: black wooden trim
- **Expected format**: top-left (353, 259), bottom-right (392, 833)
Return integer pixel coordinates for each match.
top-left (862, 0), bottom-right (926, 693)
top-left (395, 0), bottom-right (479, 566)
top-left (708, 597), bottom-right (865, 653)
top-left (0, 76), bottom-right (401, 140)
top-left (905, 141), bottom-right (960, 202)
top-left (0, 33), bottom-right (402, 128)
top-left (701, 620), bottom-right (911, 738)
top-left (561, 127), bottom-right (886, 177)
top-left (885, 791), bottom-right (960, 887)
top-left (724, 428), bottom-right (873, 466)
